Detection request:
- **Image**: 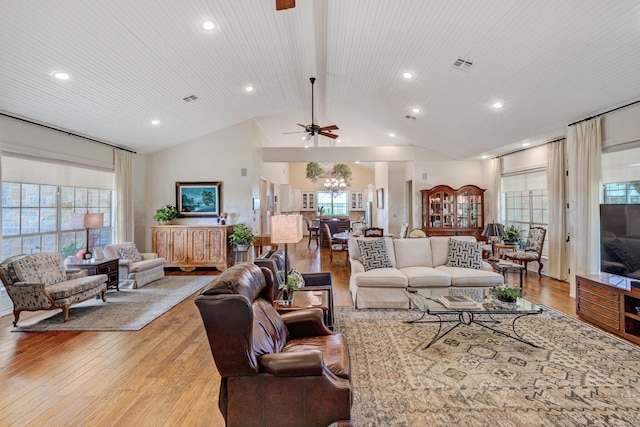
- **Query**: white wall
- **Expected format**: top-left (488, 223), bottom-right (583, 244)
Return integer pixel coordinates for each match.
top-left (143, 119), bottom-right (279, 251)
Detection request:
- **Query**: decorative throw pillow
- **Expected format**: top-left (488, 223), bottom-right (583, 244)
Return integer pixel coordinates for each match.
top-left (118, 245), bottom-right (143, 262)
top-left (288, 268), bottom-right (305, 289)
top-left (604, 238), bottom-right (640, 272)
top-left (446, 239), bottom-right (482, 269)
top-left (357, 238), bottom-right (393, 271)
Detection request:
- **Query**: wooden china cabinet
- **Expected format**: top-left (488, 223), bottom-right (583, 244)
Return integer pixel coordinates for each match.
top-left (421, 185), bottom-right (485, 238)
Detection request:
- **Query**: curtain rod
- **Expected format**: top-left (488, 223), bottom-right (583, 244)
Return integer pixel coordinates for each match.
top-left (568, 98), bottom-right (640, 127)
top-left (494, 137), bottom-right (566, 159)
top-left (0, 112), bottom-right (137, 154)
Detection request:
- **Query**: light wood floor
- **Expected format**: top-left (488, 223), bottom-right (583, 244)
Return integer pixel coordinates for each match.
top-left (0, 242), bottom-right (577, 426)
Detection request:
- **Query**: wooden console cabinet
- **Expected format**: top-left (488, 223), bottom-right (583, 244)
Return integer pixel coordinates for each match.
top-left (421, 185), bottom-right (485, 238)
top-left (152, 225), bottom-right (233, 272)
top-left (576, 274), bottom-right (640, 345)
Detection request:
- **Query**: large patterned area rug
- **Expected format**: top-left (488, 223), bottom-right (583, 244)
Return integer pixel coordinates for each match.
top-left (334, 307), bottom-right (640, 426)
top-left (13, 276), bottom-right (213, 332)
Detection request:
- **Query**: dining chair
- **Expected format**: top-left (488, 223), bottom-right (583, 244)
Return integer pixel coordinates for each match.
top-left (503, 227), bottom-right (547, 276)
top-left (324, 224), bottom-right (349, 265)
top-left (408, 228), bottom-right (427, 238)
top-left (363, 227), bottom-right (384, 237)
top-left (305, 217), bottom-right (320, 247)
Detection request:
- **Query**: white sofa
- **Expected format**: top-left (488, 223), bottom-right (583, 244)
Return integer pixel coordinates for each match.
top-left (348, 236), bottom-right (505, 308)
top-left (103, 242), bottom-right (166, 288)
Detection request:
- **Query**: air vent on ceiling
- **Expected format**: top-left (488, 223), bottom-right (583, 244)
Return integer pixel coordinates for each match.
top-left (405, 115), bottom-right (416, 120)
top-left (183, 95), bottom-right (198, 103)
top-left (452, 57), bottom-right (474, 71)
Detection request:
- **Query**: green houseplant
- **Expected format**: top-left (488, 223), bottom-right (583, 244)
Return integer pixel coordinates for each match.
top-left (490, 285), bottom-right (526, 303)
top-left (229, 223), bottom-right (255, 251)
top-left (153, 204), bottom-right (179, 224)
top-left (503, 225), bottom-right (523, 245)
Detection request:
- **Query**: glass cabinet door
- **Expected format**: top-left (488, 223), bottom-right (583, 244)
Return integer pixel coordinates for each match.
top-left (456, 192), bottom-right (469, 228)
top-left (469, 193), bottom-right (482, 228)
top-left (442, 192), bottom-right (454, 228)
top-left (429, 193), bottom-right (442, 227)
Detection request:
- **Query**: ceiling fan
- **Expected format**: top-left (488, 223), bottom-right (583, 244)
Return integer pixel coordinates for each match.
top-left (284, 77), bottom-right (339, 141)
top-left (275, 0), bottom-right (295, 11)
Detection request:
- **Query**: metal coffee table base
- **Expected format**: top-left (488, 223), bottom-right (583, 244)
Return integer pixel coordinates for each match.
top-left (406, 310), bottom-right (542, 349)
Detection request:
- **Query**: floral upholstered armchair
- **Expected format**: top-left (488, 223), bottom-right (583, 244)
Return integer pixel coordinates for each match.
top-left (504, 227), bottom-right (547, 276)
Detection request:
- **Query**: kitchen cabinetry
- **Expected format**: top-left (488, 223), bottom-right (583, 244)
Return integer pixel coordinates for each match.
top-left (280, 184), bottom-right (302, 212)
top-left (301, 192), bottom-right (316, 211)
top-left (350, 191), bottom-right (365, 211)
top-left (576, 274), bottom-right (640, 346)
top-left (152, 225), bottom-right (233, 272)
top-left (421, 185), bottom-right (485, 237)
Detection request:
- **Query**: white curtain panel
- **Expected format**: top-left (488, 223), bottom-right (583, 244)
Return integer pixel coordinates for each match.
top-left (546, 139), bottom-right (568, 281)
top-left (566, 118), bottom-right (602, 297)
top-left (114, 149), bottom-right (134, 243)
top-left (489, 157), bottom-right (501, 222)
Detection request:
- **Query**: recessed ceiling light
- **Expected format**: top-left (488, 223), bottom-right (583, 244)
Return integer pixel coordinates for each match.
top-left (304, 145), bottom-right (309, 149)
top-left (53, 72), bottom-right (70, 80)
top-left (492, 102), bottom-right (503, 109)
top-left (336, 139), bottom-right (341, 143)
top-left (355, 161), bottom-right (360, 164)
top-left (403, 72), bottom-right (413, 79)
top-left (412, 107), bottom-right (420, 114)
top-left (389, 133), bottom-right (395, 137)
top-left (245, 86), bottom-right (254, 92)
top-left (522, 142), bottom-right (531, 147)
top-left (151, 120), bottom-right (160, 125)
top-left (202, 21), bottom-right (215, 30)
top-left (481, 155), bottom-right (489, 159)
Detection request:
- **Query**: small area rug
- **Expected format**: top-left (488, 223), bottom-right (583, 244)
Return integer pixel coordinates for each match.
top-left (13, 276), bottom-right (212, 332)
top-left (334, 306), bottom-right (640, 426)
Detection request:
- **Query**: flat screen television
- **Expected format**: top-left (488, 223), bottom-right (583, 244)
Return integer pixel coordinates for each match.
top-left (600, 204), bottom-right (640, 281)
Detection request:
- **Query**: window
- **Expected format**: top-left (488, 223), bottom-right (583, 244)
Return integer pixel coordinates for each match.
top-left (2, 182), bottom-right (113, 259)
top-left (317, 191), bottom-right (348, 215)
top-left (603, 181), bottom-right (640, 204)
top-left (501, 170), bottom-right (548, 256)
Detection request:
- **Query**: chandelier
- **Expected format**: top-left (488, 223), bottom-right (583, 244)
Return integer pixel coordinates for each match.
top-left (324, 176), bottom-right (347, 192)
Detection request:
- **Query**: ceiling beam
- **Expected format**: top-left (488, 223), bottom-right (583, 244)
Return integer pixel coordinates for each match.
top-left (262, 146), bottom-right (416, 162)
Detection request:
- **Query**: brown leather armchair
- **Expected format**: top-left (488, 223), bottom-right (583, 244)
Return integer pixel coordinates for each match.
top-left (195, 263), bottom-right (352, 427)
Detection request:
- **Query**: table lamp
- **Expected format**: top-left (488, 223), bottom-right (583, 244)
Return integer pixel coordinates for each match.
top-left (71, 212), bottom-right (104, 259)
top-left (482, 222), bottom-right (506, 259)
top-left (270, 214), bottom-right (303, 302)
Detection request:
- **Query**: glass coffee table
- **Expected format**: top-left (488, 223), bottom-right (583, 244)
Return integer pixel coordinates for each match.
top-left (403, 289), bottom-right (543, 349)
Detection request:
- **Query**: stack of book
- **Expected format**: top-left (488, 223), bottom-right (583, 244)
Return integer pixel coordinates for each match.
top-left (438, 295), bottom-right (478, 308)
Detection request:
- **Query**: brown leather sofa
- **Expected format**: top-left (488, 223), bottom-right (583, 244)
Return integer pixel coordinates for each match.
top-left (255, 249), bottom-right (335, 329)
top-left (195, 263), bottom-right (352, 427)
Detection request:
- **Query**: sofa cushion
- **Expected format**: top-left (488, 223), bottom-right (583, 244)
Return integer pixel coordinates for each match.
top-left (446, 239), bottom-right (483, 269)
top-left (9, 252), bottom-right (66, 286)
top-left (47, 275), bottom-right (107, 300)
top-left (128, 257), bottom-right (167, 273)
top-left (436, 266), bottom-right (505, 287)
top-left (393, 238), bottom-right (433, 268)
top-left (349, 237), bottom-right (397, 267)
top-left (357, 239), bottom-right (393, 271)
top-left (283, 333), bottom-right (350, 379)
top-left (399, 266), bottom-right (451, 288)
top-left (430, 236), bottom-right (477, 267)
top-left (351, 268), bottom-right (408, 288)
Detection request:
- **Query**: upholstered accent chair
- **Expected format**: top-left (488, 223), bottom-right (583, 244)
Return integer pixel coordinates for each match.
top-left (0, 252), bottom-right (107, 325)
top-left (324, 224), bottom-right (349, 265)
top-left (103, 242), bottom-right (166, 288)
top-left (504, 227), bottom-right (547, 276)
top-left (194, 263), bottom-right (352, 426)
top-left (363, 227), bottom-right (384, 237)
top-left (305, 217), bottom-right (320, 247)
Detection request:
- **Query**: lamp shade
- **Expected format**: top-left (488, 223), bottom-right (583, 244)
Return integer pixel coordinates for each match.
top-left (70, 212), bottom-right (104, 229)
top-left (482, 223), bottom-right (506, 238)
top-left (271, 215), bottom-right (303, 244)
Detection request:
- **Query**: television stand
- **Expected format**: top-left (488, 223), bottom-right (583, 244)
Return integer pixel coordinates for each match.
top-left (576, 274), bottom-right (640, 346)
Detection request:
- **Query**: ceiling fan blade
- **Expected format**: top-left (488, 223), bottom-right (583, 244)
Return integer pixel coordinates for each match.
top-left (320, 132), bottom-right (339, 139)
top-left (319, 125), bottom-right (339, 131)
top-left (283, 131), bottom-right (305, 135)
top-left (276, 0), bottom-right (295, 10)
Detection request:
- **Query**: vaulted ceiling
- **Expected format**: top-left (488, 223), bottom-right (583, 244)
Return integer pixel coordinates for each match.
top-left (1, 0), bottom-right (639, 159)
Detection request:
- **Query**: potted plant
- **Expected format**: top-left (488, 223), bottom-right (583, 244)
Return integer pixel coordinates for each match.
top-left (503, 225), bottom-right (523, 245)
top-left (229, 223), bottom-right (255, 251)
top-left (153, 204), bottom-right (179, 225)
top-left (276, 270), bottom-right (302, 301)
top-left (317, 206), bottom-right (326, 217)
top-left (490, 285), bottom-right (526, 307)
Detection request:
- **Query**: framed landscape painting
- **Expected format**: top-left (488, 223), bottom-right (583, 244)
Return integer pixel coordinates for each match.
top-left (176, 181), bottom-right (221, 217)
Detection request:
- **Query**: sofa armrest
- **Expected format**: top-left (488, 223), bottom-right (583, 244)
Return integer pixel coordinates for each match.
top-left (281, 308), bottom-right (332, 338)
top-left (66, 269), bottom-right (88, 279)
top-left (481, 261), bottom-right (494, 272)
top-left (140, 253), bottom-right (158, 260)
top-left (6, 282), bottom-right (56, 309)
top-left (258, 350), bottom-right (324, 377)
top-left (118, 259), bottom-right (133, 268)
top-left (302, 271), bottom-right (332, 287)
top-left (349, 259), bottom-right (365, 274)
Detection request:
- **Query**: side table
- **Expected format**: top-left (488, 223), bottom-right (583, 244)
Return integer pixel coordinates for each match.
top-left (274, 289), bottom-right (334, 330)
top-left (66, 258), bottom-right (119, 291)
top-left (489, 260), bottom-right (525, 290)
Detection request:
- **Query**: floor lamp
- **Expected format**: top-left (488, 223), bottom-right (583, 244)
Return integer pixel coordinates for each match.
top-left (270, 214), bottom-right (303, 303)
top-left (482, 222), bottom-right (506, 259)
